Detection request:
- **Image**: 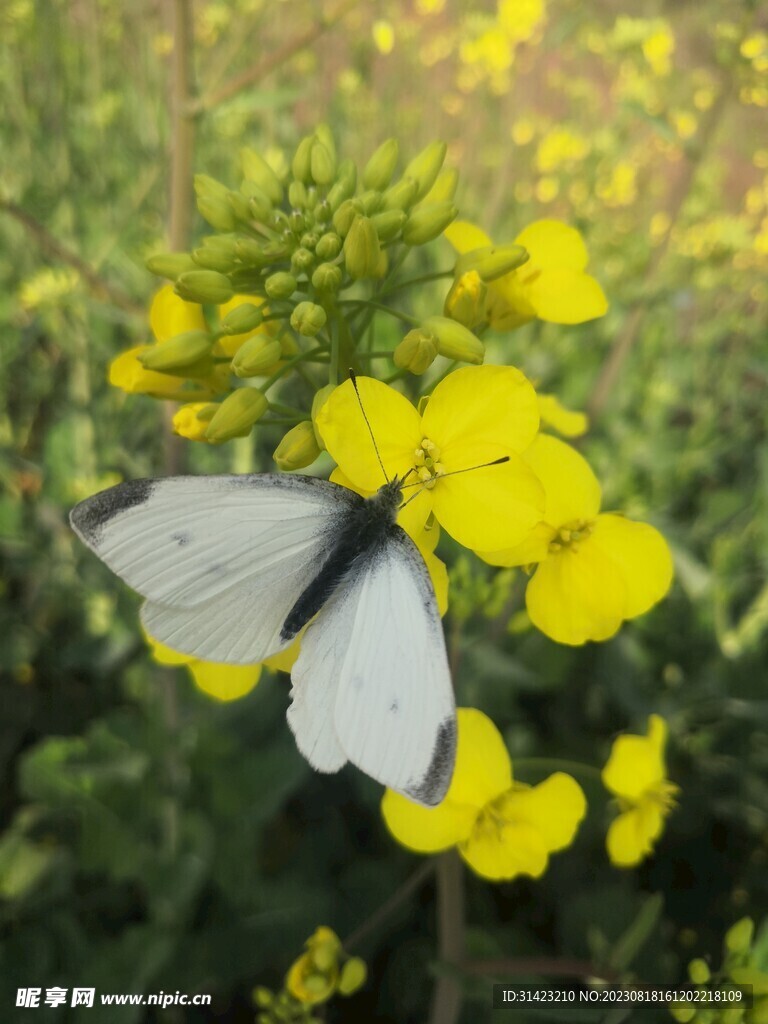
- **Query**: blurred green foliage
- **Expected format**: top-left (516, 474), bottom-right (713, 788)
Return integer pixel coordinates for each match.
top-left (1, 0), bottom-right (767, 1021)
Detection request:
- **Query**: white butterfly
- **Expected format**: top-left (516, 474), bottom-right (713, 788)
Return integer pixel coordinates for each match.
top-left (70, 467), bottom-right (457, 806)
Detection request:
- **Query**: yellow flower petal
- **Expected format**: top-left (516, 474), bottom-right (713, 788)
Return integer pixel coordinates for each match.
top-left (526, 542), bottom-right (625, 645)
top-left (145, 632), bottom-right (193, 666)
top-left (477, 521), bottom-right (555, 568)
top-left (590, 515), bottom-right (674, 619)
top-left (316, 377), bottom-right (422, 493)
top-left (525, 268), bottom-right (608, 324)
top-left (525, 434), bottom-right (602, 527)
top-left (446, 708), bottom-right (512, 807)
top-left (602, 715), bottom-right (668, 802)
top-left (416, 543), bottom-right (450, 617)
top-left (497, 773), bottom-right (587, 852)
top-left (444, 220), bottom-right (493, 254)
top-left (149, 284), bottom-right (206, 342)
top-left (422, 365), bottom-right (539, 457)
top-left (381, 789), bottom-right (477, 853)
top-left (537, 393), bottom-right (588, 438)
top-left (263, 634), bottom-right (302, 673)
top-left (460, 819), bottom-right (549, 880)
top-left (189, 661), bottom-right (261, 701)
top-left (431, 451), bottom-right (544, 550)
top-left (606, 803), bottom-right (664, 867)
top-left (514, 219), bottom-right (590, 272)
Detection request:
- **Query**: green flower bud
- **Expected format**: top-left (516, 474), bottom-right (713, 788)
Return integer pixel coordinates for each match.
top-left (273, 421), bottom-right (321, 472)
top-left (359, 189), bottom-right (384, 215)
top-left (290, 301), bottom-right (327, 337)
top-left (403, 140), bottom-right (447, 201)
top-left (191, 246), bottom-right (238, 273)
top-left (201, 234), bottom-right (240, 255)
top-left (241, 147), bottom-right (284, 204)
top-left (333, 198), bottom-right (363, 237)
top-left (292, 135), bottom-right (315, 184)
top-left (220, 302), bottom-right (263, 335)
top-left (288, 180), bottom-right (309, 209)
top-left (205, 388), bottom-right (268, 442)
top-left (235, 238), bottom-right (271, 266)
top-left (288, 210), bottom-right (306, 233)
top-left (422, 166), bottom-right (459, 204)
top-left (227, 190), bottom-right (251, 222)
top-left (326, 159), bottom-right (357, 210)
top-left (371, 209), bottom-right (407, 242)
top-left (312, 943), bottom-right (337, 972)
top-left (291, 247), bottom-right (315, 274)
top-left (456, 243), bottom-right (529, 282)
top-left (338, 958), bottom-right (367, 996)
top-left (344, 216), bottom-right (381, 280)
top-left (315, 232), bottom-right (342, 260)
top-left (176, 270), bottom-right (234, 304)
top-left (311, 384), bottom-right (335, 448)
top-left (139, 331), bottom-right (213, 372)
top-left (252, 987), bottom-right (273, 1008)
top-left (145, 252), bottom-right (197, 280)
top-left (422, 315), bottom-right (484, 364)
top-left (382, 176), bottom-right (418, 212)
top-left (363, 138), bottom-right (399, 190)
top-left (232, 336), bottom-right (282, 377)
top-left (725, 918), bottom-right (754, 955)
top-left (311, 263), bottom-right (342, 294)
top-left (194, 174), bottom-right (236, 231)
top-left (402, 201), bottom-right (457, 245)
top-left (264, 272), bottom-right (297, 300)
top-left (229, 269), bottom-right (265, 293)
top-left (311, 142), bottom-right (336, 186)
top-left (314, 123), bottom-right (337, 164)
top-left (444, 270), bottom-right (487, 329)
top-left (688, 959), bottom-right (710, 985)
top-left (303, 973), bottom-right (330, 996)
top-left (393, 328), bottom-right (439, 374)
top-left (245, 188), bottom-right (273, 222)
top-left (301, 231), bottom-right (319, 249)
top-left (261, 239), bottom-right (292, 261)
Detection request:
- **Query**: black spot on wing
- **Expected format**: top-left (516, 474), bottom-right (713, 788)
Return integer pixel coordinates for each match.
top-left (69, 479), bottom-right (155, 546)
top-left (405, 716), bottom-right (457, 807)
top-left (171, 531), bottom-right (191, 547)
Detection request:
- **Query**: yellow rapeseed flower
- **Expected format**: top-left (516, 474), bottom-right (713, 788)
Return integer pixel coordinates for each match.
top-left (479, 434), bottom-right (673, 645)
top-left (286, 927), bottom-right (340, 1005)
top-left (602, 715), bottom-right (678, 867)
top-left (536, 393), bottom-right (588, 437)
top-left (382, 708), bottom-right (586, 881)
top-left (445, 220), bottom-right (608, 329)
top-left (315, 367), bottom-right (544, 552)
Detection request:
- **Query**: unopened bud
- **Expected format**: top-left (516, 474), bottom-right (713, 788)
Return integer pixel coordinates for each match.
top-left (292, 135), bottom-right (315, 184)
top-left (220, 302), bottom-right (263, 335)
top-left (234, 238), bottom-right (270, 266)
top-left (273, 421), bottom-right (321, 471)
top-left (264, 272), bottom-right (297, 300)
top-left (205, 388), bottom-right (268, 441)
top-left (252, 987), bottom-right (273, 1009)
top-left (176, 270), bottom-right (234, 304)
top-left (146, 252), bottom-right (197, 280)
top-left (245, 187), bottom-right (273, 222)
top-left (393, 328), bottom-right (439, 374)
top-left (363, 138), bottom-right (399, 190)
top-left (192, 246), bottom-right (238, 273)
top-left (456, 244), bottom-right (529, 282)
top-left (241, 148), bottom-right (284, 204)
top-left (195, 175), bottom-right (236, 230)
top-left (403, 141), bottom-right (447, 201)
top-left (333, 198), bottom-right (363, 237)
top-left (382, 176), bottom-right (418, 212)
top-left (227, 190), bottom-right (250, 222)
top-left (139, 331), bottom-right (213, 372)
top-left (422, 315), bottom-right (484, 364)
top-left (725, 918), bottom-right (754, 955)
top-left (359, 189), bottom-right (384, 215)
top-left (288, 180), bottom-right (309, 209)
top-left (310, 141), bottom-right (336, 186)
top-left (314, 123), bottom-right (337, 164)
top-left (311, 263), bottom-right (342, 294)
top-left (338, 958), bottom-right (367, 996)
top-left (172, 402), bottom-right (218, 442)
top-left (422, 167), bottom-right (459, 204)
top-left (688, 959), bottom-right (710, 985)
top-left (290, 301), bottom-right (327, 337)
top-left (344, 216), bottom-right (381, 279)
top-left (402, 201), bottom-right (457, 245)
top-left (326, 159), bottom-right (357, 210)
top-left (444, 270), bottom-right (488, 328)
top-left (315, 232), bottom-right (342, 260)
top-left (291, 247), bottom-right (315, 274)
top-left (232, 336), bottom-right (282, 377)
top-left (371, 209), bottom-right (407, 242)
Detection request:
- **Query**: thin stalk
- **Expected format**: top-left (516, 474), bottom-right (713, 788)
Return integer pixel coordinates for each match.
top-left (340, 299), bottom-right (418, 326)
top-left (428, 851), bottom-right (465, 1024)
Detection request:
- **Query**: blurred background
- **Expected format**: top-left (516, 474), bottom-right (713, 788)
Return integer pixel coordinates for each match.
top-left (1, 0), bottom-right (767, 1020)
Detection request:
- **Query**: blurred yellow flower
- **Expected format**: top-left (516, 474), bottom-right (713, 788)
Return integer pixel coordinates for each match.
top-left (286, 926), bottom-right (341, 1005)
top-left (642, 27), bottom-right (674, 76)
top-left (596, 160), bottom-right (638, 208)
top-left (497, 0), bottom-right (545, 45)
top-left (537, 393), bottom-right (588, 437)
top-left (479, 434), bottom-right (673, 645)
top-left (382, 708), bottom-right (586, 880)
top-left (535, 127), bottom-right (589, 173)
top-left (446, 220), bottom-right (608, 328)
top-left (315, 367), bottom-right (544, 552)
top-left (372, 19), bottom-right (395, 55)
top-left (602, 715), bottom-right (678, 867)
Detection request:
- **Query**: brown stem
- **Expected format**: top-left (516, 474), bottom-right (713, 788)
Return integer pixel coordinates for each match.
top-left (342, 859), bottom-right (435, 951)
top-left (0, 199), bottom-right (142, 315)
top-left (192, 0), bottom-right (359, 113)
top-left (428, 851), bottom-right (466, 1024)
top-left (586, 79), bottom-right (734, 424)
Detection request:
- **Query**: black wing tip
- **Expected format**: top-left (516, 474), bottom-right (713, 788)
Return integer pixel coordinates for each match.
top-left (405, 715), bottom-right (458, 807)
top-left (70, 478), bottom-right (156, 545)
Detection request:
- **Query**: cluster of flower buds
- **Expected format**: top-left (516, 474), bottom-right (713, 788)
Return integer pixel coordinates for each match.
top-left (253, 926), bottom-right (366, 1022)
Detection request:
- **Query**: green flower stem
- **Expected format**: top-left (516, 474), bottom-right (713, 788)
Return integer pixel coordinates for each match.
top-left (263, 416), bottom-right (305, 427)
top-left (329, 315), bottom-right (340, 387)
top-left (419, 359), bottom-right (458, 397)
top-left (428, 851), bottom-right (465, 1024)
top-left (378, 268), bottom-right (454, 297)
top-left (383, 367), bottom-right (409, 385)
top-left (339, 299), bottom-right (419, 327)
top-left (259, 345), bottom-right (327, 393)
top-left (268, 401), bottom-right (307, 419)
top-left (513, 758), bottom-right (603, 782)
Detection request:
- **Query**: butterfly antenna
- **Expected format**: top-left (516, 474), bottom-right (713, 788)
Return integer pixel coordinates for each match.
top-left (399, 455), bottom-right (510, 490)
top-left (349, 369), bottom-right (389, 484)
